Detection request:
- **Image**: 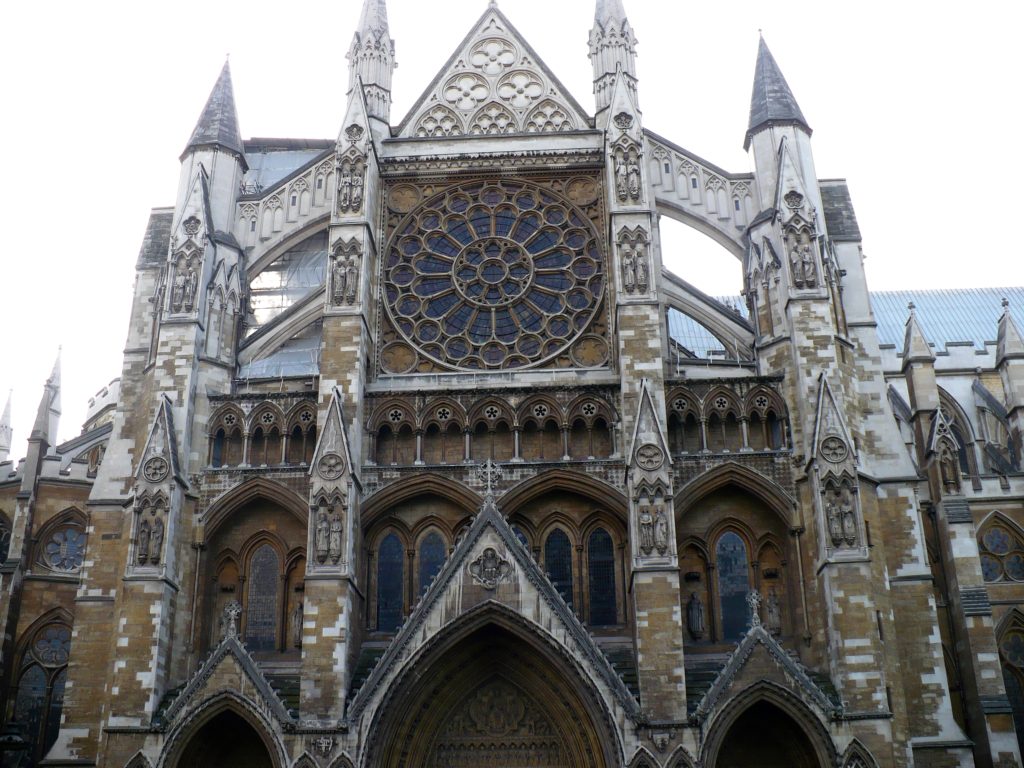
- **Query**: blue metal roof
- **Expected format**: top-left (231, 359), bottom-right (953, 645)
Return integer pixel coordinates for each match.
top-left (871, 288), bottom-right (1024, 351)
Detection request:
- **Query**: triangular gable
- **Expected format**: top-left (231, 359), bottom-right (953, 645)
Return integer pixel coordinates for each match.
top-left (136, 395), bottom-right (184, 487)
top-left (998, 300), bottom-right (1024, 364)
top-left (902, 306), bottom-right (935, 366)
top-left (339, 76), bottom-right (375, 155)
top-left (397, 5), bottom-right (591, 138)
top-left (173, 166), bottom-right (213, 251)
top-left (626, 378), bottom-right (671, 468)
top-left (693, 620), bottom-right (838, 723)
top-left (310, 386), bottom-right (357, 487)
top-left (810, 374), bottom-right (855, 471)
top-left (926, 407), bottom-right (961, 457)
top-left (605, 65), bottom-right (641, 140)
top-left (774, 137), bottom-right (815, 231)
top-left (345, 472), bottom-right (638, 726)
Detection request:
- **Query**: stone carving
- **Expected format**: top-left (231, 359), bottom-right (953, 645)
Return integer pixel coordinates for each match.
top-left (183, 216), bottom-right (202, 236)
top-left (638, 506), bottom-right (655, 555)
top-left (820, 435), bottom-right (848, 463)
top-left (331, 240), bottom-right (360, 306)
top-left (312, 735), bottom-right (334, 757)
top-left (470, 38), bottom-right (517, 75)
top-left (415, 105), bottom-right (463, 138)
top-left (784, 190), bottom-right (804, 209)
top-left (337, 154), bottom-right (365, 214)
top-left (315, 510), bottom-right (330, 564)
top-left (497, 70), bottom-right (543, 109)
top-left (635, 443), bottom-right (664, 470)
top-left (143, 455), bottom-right (169, 483)
top-left (329, 513), bottom-right (343, 564)
top-left (150, 518), bottom-right (164, 565)
top-left (840, 488), bottom-right (858, 546)
top-left (618, 227), bottom-right (650, 294)
top-left (765, 589), bottom-right (782, 635)
top-left (291, 601), bottom-right (303, 648)
top-left (789, 240), bottom-right (817, 289)
top-left (345, 124), bottom-right (364, 142)
top-left (614, 143), bottom-right (642, 203)
top-left (136, 518), bottom-right (150, 565)
top-left (445, 72), bottom-right (490, 110)
top-left (613, 112), bottom-right (634, 130)
top-left (687, 592), bottom-right (705, 640)
top-left (469, 547), bottom-right (511, 590)
top-left (317, 452), bottom-right (346, 480)
top-left (746, 590), bottom-right (762, 627)
top-left (478, 458), bottom-right (503, 498)
top-left (825, 487), bottom-right (858, 548)
top-left (170, 252), bottom-right (201, 314)
top-left (939, 441), bottom-right (961, 494)
top-left (524, 100), bottom-right (574, 133)
top-left (222, 600), bottom-right (242, 640)
top-left (825, 492), bottom-right (843, 548)
top-left (135, 495), bottom-right (167, 567)
top-left (653, 506), bottom-right (669, 555)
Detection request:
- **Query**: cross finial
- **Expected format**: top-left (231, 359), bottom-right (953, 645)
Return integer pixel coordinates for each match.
top-left (223, 600), bottom-right (242, 640)
top-left (746, 590), bottom-right (762, 627)
top-left (478, 459), bottom-right (502, 498)
top-left (1002, 297), bottom-right (1010, 311)
top-left (907, 301), bottom-right (916, 313)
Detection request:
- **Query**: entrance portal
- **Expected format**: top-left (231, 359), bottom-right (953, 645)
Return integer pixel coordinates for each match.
top-left (172, 710), bottom-right (275, 768)
top-left (367, 621), bottom-right (616, 767)
top-left (715, 701), bottom-right (823, 768)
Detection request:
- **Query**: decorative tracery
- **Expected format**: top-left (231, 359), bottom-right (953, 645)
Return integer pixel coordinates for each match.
top-left (979, 518), bottom-right (1024, 583)
top-left (380, 179), bottom-right (607, 373)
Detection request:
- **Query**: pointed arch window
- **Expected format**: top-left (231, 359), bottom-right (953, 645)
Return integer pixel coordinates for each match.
top-left (587, 528), bottom-right (616, 626)
top-left (716, 532), bottom-right (750, 641)
top-left (545, 529), bottom-right (574, 609)
top-left (377, 533), bottom-right (404, 632)
top-left (0, 513), bottom-right (10, 564)
top-left (418, 532), bottom-right (446, 597)
top-left (245, 544), bottom-right (281, 651)
top-left (979, 521), bottom-right (1024, 582)
top-left (13, 622), bottom-right (72, 765)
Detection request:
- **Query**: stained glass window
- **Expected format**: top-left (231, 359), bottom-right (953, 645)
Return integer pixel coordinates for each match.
top-left (1003, 666), bottom-right (1024, 748)
top-left (979, 523), bottom-right (1024, 583)
top-left (512, 525), bottom-right (530, 549)
top-left (33, 625), bottom-right (71, 666)
top-left (418, 533), bottom-right (446, 597)
top-left (43, 525), bottom-right (86, 572)
top-left (545, 529), bottom-right (573, 609)
top-left (716, 532), bottom-right (750, 641)
top-left (588, 528), bottom-right (616, 626)
top-left (14, 621), bottom-right (72, 767)
top-left (382, 180), bottom-right (605, 371)
top-left (378, 534), bottom-right (404, 632)
top-left (0, 518), bottom-right (10, 564)
top-left (245, 545), bottom-right (280, 652)
top-left (14, 665), bottom-right (47, 762)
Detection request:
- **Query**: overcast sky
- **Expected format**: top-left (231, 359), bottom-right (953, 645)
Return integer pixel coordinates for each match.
top-left (1, 0), bottom-right (1020, 455)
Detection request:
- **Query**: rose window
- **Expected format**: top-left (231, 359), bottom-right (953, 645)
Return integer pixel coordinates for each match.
top-left (383, 180), bottom-right (605, 371)
top-left (43, 527), bottom-right (86, 572)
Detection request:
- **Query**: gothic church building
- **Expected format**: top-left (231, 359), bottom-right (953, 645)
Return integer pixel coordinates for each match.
top-left (2, 1), bottom-right (1024, 766)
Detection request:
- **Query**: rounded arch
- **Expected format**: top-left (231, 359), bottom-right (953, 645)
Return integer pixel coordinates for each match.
top-left (157, 691), bottom-right (287, 768)
top-left (501, 469), bottom-right (629, 518)
top-left (701, 681), bottom-right (836, 768)
top-left (675, 462), bottom-right (795, 527)
top-left (202, 478), bottom-right (309, 540)
top-left (361, 474), bottom-right (481, 527)
top-left (361, 601), bottom-right (623, 767)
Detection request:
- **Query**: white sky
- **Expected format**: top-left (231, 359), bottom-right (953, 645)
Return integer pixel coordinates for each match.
top-left (1, 0), bottom-right (1020, 456)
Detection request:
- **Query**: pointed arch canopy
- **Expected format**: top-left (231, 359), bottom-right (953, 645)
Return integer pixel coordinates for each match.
top-left (361, 473), bottom-right (483, 527)
top-left (674, 461), bottom-right (796, 527)
top-left (501, 468), bottom-right (629, 518)
top-left (202, 477), bottom-right (309, 540)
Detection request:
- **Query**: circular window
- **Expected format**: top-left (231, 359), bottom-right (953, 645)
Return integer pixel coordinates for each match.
top-left (383, 180), bottom-right (604, 370)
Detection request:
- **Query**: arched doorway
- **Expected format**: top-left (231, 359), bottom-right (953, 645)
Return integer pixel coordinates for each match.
top-left (171, 710), bottom-right (276, 768)
top-left (367, 620), bottom-right (619, 767)
top-left (706, 697), bottom-right (832, 768)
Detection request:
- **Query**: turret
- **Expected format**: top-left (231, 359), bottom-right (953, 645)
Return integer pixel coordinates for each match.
top-left (589, 0), bottom-right (638, 113)
top-left (997, 298), bottom-right (1024, 459)
top-left (901, 303), bottom-right (939, 463)
top-left (0, 391), bottom-right (11, 463)
top-left (347, 0), bottom-right (396, 125)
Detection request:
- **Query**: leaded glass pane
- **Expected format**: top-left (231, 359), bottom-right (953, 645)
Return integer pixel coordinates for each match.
top-left (545, 529), bottom-right (573, 609)
top-left (1004, 667), bottom-right (1024, 748)
top-left (43, 526), bottom-right (86, 572)
top-left (1003, 632), bottom-right (1024, 667)
top-left (418, 533), bottom-right (446, 597)
top-left (33, 625), bottom-right (70, 666)
top-left (717, 532), bottom-right (750, 641)
top-left (44, 668), bottom-right (66, 757)
top-left (245, 545), bottom-right (280, 652)
top-left (984, 527), bottom-right (1013, 555)
top-left (588, 529), bottom-right (616, 626)
top-left (378, 534), bottom-right (404, 632)
top-left (982, 554), bottom-right (1003, 582)
top-left (0, 521), bottom-right (10, 564)
top-left (13, 665), bottom-right (46, 763)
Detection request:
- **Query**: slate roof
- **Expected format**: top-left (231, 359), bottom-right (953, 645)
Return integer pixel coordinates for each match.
top-left (872, 288), bottom-right (1024, 351)
top-left (183, 62), bottom-right (245, 160)
top-left (820, 180), bottom-right (861, 241)
top-left (136, 208), bottom-right (174, 267)
top-left (745, 37), bottom-right (811, 149)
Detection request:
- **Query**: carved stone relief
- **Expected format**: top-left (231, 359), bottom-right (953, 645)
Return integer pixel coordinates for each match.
top-left (785, 228), bottom-right (818, 289)
top-left (469, 547), bottom-right (512, 590)
top-left (134, 494), bottom-right (168, 567)
top-left (337, 153), bottom-right (366, 215)
top-left (618, 226), bottom-right (650, 294)
top-left (331, 239), bottom-right (361, 306)
top-left (687, 592), bottom-right (706, 640)
top-left (938, 439), bottom-right (962, 495)
top-left (614, 142), bottom-right (642, 203)
top-left (170, 248), bottom-right (201, 314)
top-left (823, 485), bottom-right (858, 548)
top-left (634, 443), bottom-right (663, 470)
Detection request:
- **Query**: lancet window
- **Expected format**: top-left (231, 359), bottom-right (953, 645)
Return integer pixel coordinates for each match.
top-left (544, 528), bottom-right (574, 609)
top-left (716, 531), bottom-right (751, 641)
top-left (587, 528), bottom-right (617, 626)
top-left (12, 620), bottom-right (72, 765)
top-left (377, 533), bottom-right (405, 632)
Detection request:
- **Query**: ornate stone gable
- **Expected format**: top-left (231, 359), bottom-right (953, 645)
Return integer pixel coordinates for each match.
top-left (396, 7), bottom-right (590, 139)
top-left (308, 387), bottom-right (357, 573)
top-left (626, 379), bottom-right (675, 567)
top-left (166, 168), bottom-right (213, 317)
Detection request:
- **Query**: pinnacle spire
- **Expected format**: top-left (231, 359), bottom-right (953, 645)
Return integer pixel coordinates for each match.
top-left (0, 390), bottom-right (12, 463)
top-left (348, 0), bottom-right (396, 123)
top-left (357, 0), bottom-right (389, 35)
top-left (31, 350), bottom-right (62, 449)
top-left (595, 0), bottom-right (628, 27)
top-left (590, 0), bottom-right (637, 112)
top-left (902, 302), bottom-right (936, 367)
top-left (998, 298), bottom-right (1024, 365)
top-left (182, 60), bottom-right (245, 161)
top-left (745, 36), bottom-right (811, 150)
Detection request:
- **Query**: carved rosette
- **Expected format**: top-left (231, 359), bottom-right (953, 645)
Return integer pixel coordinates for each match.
top-left (469, 547), bottom-right (512, 590)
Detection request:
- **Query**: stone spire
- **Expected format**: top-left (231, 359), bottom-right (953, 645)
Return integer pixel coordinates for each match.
top-left (902, 302), bottom-right (936, 369)
top-left (0, 391), bottom-right (11, 462)
top-left (30, 351), bottom-right (61, 450)
top-left (745, 36), bottom-right (811, 150)
top-left (347, 0), bottom-right (396, 123)
top-left (590, 0), bottom-right (638, 112)
top-left (998, 298), bottom-right (1024, 366)
top-left (182, 60), bottom-right (245, 161)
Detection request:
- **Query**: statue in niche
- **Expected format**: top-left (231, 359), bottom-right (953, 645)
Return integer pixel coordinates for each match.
top-left (183, 265), bottom-right (198, 311)
top-left (635, 244), bottom-right (648, 292)
top-left (627, 158), bottom-right (641, 201)
top-left (345, 258), bottom-right (358, 303)
top-left (137, 518), bottom-right (151, 565)
top-left (171, 270), bottom-right (186, 312)
top-left (687, 592), bottom-right (705, 640)
top-left (615, 156), bottom-right (628, 201)
top-left (332, 257), bottom-right (347, 305)
top-left (350, 166), bottom-right (364, 211)
top-left (338, 169), bottom-right (352, 211)
top-left (653, 506), bottom-right (669, 555)
top-left (765, 589), bottom-right (782, 635)
top-left (790, 241), bottom-right (817, 289)
top-left (150, 517), bottom-right (164, 565)
top-left (329, 513), bottom-right (343, 564)
top-left (638, 506), bottom-right (654, 554)
top-left (291, 601), bottom-right (303, 648)
top-left (315, 510), bottom-right (330, 564)
top-left (840, 488), bottom-right (858, 546)
top-left (939, 442), bottom-right (961, 494)
top-left (622, 251), bottom-right (636, 293)
top-left (825, 493), bottom-right (843, 548)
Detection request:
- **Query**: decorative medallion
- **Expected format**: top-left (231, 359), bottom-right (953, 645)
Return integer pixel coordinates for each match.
top-left (570, 335), bottom-right (609, 367)
top-left (382, 179), bottom-right (605, 371)
top-left (613, 112), bottom-right (634, 130)
top-left (635, 443), bottom-right (664, 470)
top-left (784, 190), bottom-right (804, 209)
top-left (820, 436), bottom-right (848, 463)
top-left (345, 124), bottom-right (364, 142)
top-left (313, 735), bottom-right (335, 757)
top-left (388, 184), bottom-right (421, 214)
top-left (143, 456), bottom-right (169, 483)
top-left (469, 547), bottom-right (512, 590)
top-left (183, 216), bottom-right (201, 236)
top-left (469, 38), bottom-right (517, 75)
top-left (317, 452), bottom-right (346, 481)
top-left (565, 177), bottom-right (599, 206)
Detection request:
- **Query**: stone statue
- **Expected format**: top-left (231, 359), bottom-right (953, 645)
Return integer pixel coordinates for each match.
top-left (635, 247), bottom-right (648, 292)
top-left (746, 590), bottom-right (763, 627)
top-left (615, 157), bottom-right (628, 201)
top-left (345, 259), bottom-right (358, 302)
top-left (800, 244), bottom-right (817, 287)
top-left (338, 170), bottom-right (352, 210)
top-left (183, 266), bottom-right (198, 311)
top-left (622, 253), bottom-right (635, 293)
top-left (171, 272), bottom-right (186, 312)
top-left (351, 167), bottom-right (364, 211)
top-left (329, 513), bottom-right (343, 564)
top-left (638, 506), bottom-right (654, 554)
top-left (150, 517), bottom-right (164, 565)
top-left (826, 495), bottom-right (843, 548)
top-left (291, 601), bottom-right (303, 648)
top-left (315, 510), bottom-right (330, 563)
top-left (627, 160), bottom-right (641, 201)
top-left (136, 518), bottom-right (150, 565)
top-left (939, 443), bottom-right (961, 494)
top-left (765, 589), bottom-right (782, 635)
top-left (840, 489), bottom-right (858, 546)
top-left (653, 506), bottom-right (669, 555)
top-left (686, 592), bottom-right (705, 640)
top-left (790, 243), bottom-right (804, 288)
top-left (332, 257), bottom-right (347, 304)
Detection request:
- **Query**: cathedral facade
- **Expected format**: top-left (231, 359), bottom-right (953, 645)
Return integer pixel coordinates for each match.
top-left (2, 1), bottom-right (1024, 766)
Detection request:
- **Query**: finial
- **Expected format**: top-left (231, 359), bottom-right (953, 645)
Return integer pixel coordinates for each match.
top-left (758, 28), bottom-right (763, 38)
top-left (907, 301), bottom-right (916, 313)
top-left (746, 590), bottom-right (763, 627)
top-left (222, 600), bottom-right (242, 640)
top-left (478, 459), bottom-right (503, 500)
top-left (1002, 297), bottom-right (1010, 311)
top-left (489, 0), bottom-right (497, 6)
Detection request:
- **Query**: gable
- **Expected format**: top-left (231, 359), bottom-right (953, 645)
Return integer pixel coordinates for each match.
top-left (397, 7), bottom-right (590, 139)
